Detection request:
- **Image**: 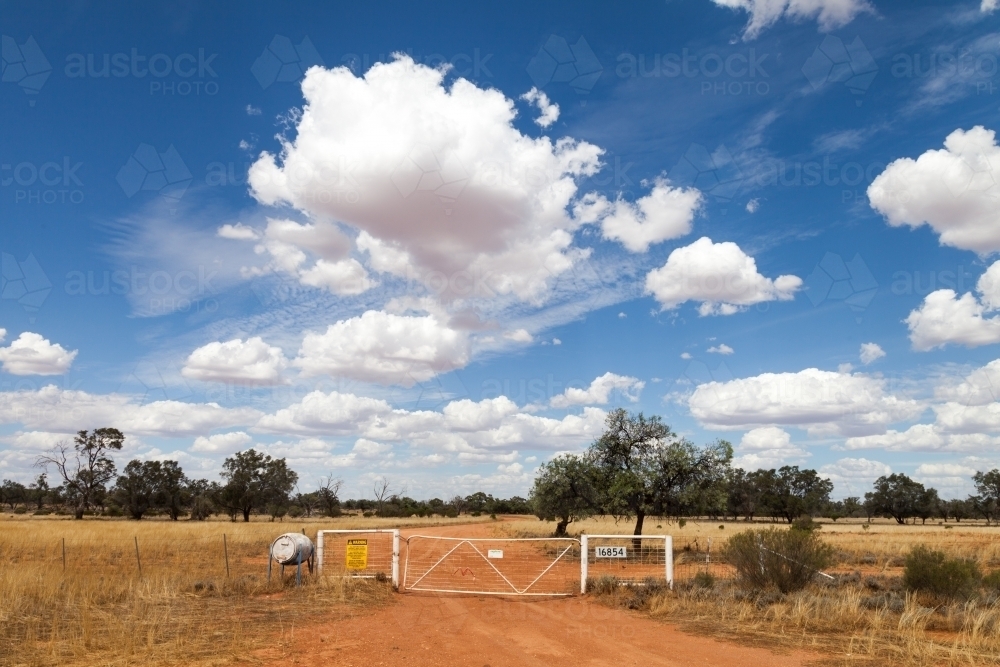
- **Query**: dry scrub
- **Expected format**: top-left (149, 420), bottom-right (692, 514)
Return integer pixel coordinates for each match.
top-left (534, 517), bottom-right (1000, 665)
top-left (0, 515), bottom-right (486, 666)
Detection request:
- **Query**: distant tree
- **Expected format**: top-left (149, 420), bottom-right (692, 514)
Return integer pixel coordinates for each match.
top-left (765, 467), bottom-right (834, 523)
top-left (865, 473), bottom-right (928, 525)
top-left (112, 460), bottom-right (162, 520)
top-left (727, 468), bottom-right (773, 521)
top-left (29, 473), bottom-right (49, 510)
top-left (158, 461), bottom-right (187, 520)
top-left (589, 409), bottom-right (732, 536)
top-left (915, 487), bottom-right (940, 525)
top-left (450, 495), bottom-right (467, 515)
top-left (464, 491), bottom-right (491, 514)
top-left (37, 428), bottom-right (125, 519)
top-left (219, 449), bottom-right (298, 522)
top-left (186, 479), bottom-right (218, 521)
top-left (373, 477), bottom-right (394, 516)
top-left (1, 480), bottom-right (27, 510)
top-left (530, 454), bottom-right (599, 536)
top-left (316, 474), bottom-right (343, 517)
top-left (972, 469), bottom-right (1000, 525)
top-left (842, 496), bottom-right (862, 518)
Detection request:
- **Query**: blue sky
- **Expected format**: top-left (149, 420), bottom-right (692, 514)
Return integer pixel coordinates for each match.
top-left (2, 0), bottom-right (1000, 500)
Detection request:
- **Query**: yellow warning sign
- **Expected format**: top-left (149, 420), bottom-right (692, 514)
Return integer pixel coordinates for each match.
top-left (345, 538), bottom-right (368, 570)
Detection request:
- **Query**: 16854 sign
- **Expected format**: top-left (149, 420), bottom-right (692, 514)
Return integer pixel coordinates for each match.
top-left (595, 546), bottom-right (627, 558)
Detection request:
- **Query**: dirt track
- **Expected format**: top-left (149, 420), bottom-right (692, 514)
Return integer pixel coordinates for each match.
top-left (271, 522), bottom-right (820, 667)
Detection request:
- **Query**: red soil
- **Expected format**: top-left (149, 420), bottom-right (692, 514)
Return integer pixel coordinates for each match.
top-left (261, 521), bottom-right (820, 667)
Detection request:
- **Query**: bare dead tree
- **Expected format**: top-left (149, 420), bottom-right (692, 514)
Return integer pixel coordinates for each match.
top-left (316, 474), bottom-right (343, 517)
top-left (373, 477), bottom-right (392, 516)
top-left (36, 428), bottom-right (125, 520)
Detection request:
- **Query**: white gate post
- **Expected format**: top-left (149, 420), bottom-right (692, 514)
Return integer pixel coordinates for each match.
top-left (580, 534), bottom-right (588, 594)
top-left (665, 535), bottom-right (673, 590)
top-left (316, 530), bottom-right (325, 575)
top-left (392, 529), bottom-right (400, 589)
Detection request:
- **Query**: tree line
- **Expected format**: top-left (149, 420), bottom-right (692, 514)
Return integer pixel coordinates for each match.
top-left (0, 428), bottom-right (530, 521)
top-left (530, 409), bottom-right (1000, 535)
top-left (5, 419), bottom-right (1000, 527)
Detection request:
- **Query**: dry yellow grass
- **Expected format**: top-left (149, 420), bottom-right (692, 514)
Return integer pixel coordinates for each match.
top-left (506, 516), bottom-right (1000, 666)
top-left (0, 514), bottom-right (489, 667)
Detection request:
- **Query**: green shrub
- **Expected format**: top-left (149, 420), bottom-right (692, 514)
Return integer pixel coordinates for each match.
top-left (983, 570), bottom-right (1000, 593)
top-left (791, 516), bottom-right (820, 532)
top-left (723, 527), bottom-right (834, 594)
top-left (13, 507), bottom-right (27, 514)
top-left (903, 546), bottom-right (981, 599)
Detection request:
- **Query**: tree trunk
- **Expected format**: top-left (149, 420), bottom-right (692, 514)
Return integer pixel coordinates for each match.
top-left (74, 507), bottom-right (84, 520)
top-left (632, 510), bottom-right (645, 551)
top-left (555, 517), bottom-right (569, 536)
top-left (243, 507), bottom-right (251, 522)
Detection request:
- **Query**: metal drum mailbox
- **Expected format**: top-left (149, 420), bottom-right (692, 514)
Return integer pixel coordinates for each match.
top-left (268, 532), bottom-right (315, 584)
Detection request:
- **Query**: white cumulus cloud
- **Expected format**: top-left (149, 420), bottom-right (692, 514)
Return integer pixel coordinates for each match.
top-left (191, 431), bottom-right (253, 453)
top-left (868, 126), bottom-right (1000, 255)
top-left (294, 310), bottom-right (470, 386)
top-left (818, 457), bottom-right (891, 496)
top-left (688, 368), bottom-right (923, 436)
top-left (182, 337), bottom-right (289, 384)
top-left (574, 178), bottom-right (702, 253)
top-left (248, 56), bottom-right (606, 303)
top-left (733, 426), bottom-right (809, 470)
top-left (520, 87), bottom-right (559, 127)
top-left (0, 332), bottom-right (78, 376)
top-left (708, 344), bottom-right (734, 355)
top-left (550, 372), bottom-right (645, 408)
top-left (859, 342), bottom-right (885, 365)
top-left (0, 385), bottom-right (259, 437)
top-left (254, 389), bottom-right (608, 461)
top-left (711, 0), bottom-right (872, 40)
top-left (645, 237), bottom-right (801, 315)
top-left (905, 260), bottom-right (1000, 350)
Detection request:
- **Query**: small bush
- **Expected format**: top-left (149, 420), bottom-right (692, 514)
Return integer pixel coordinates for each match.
top-left (678, 518), bottom-right (687, 528)
top-left (723, 527), bottom-right (834, 594)
top-left (587, 575), bottom-right (619, 596)
top-left (13, 507), bottom-right (26, 515)
top-left (790, 516), bottom-right (820, 532)
top-left (903, 546), bottom-right (981, 599)
top-left (983, 570), bottom-right (1000, 593)
top-left (693, 571), bottom-right (716, 589)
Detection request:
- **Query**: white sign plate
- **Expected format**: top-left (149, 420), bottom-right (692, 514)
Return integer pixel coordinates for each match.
top-left (595, 546), bottom-right (627, 558)
top-left (487, 549), bottom-right (504, 559)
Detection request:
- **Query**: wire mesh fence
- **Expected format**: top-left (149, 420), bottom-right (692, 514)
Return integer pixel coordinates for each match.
top-left (317, 529), bottom-right (398, 584)
top-left (0, 533), bottom-right (279, 583)
top-left (402, 536), bottom-right (581, 596)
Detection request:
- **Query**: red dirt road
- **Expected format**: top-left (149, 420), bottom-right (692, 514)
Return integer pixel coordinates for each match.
top-left (293, 594), bottom-right (819, 667)
top-left (270, 521), bottom-right (820, 667)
